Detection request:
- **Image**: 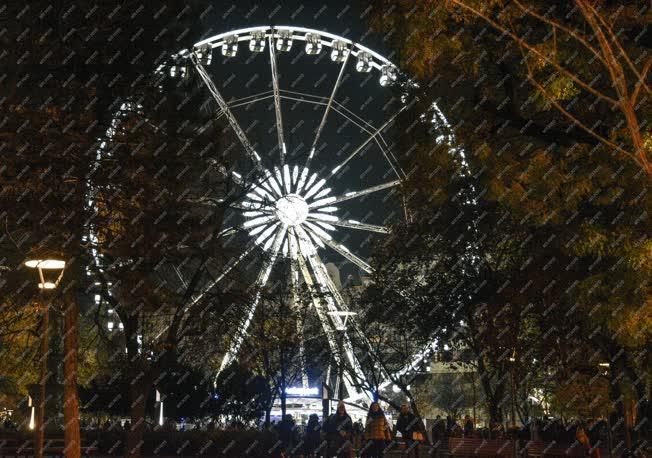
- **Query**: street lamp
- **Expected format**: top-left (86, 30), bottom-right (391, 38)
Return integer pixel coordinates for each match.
top-left (25, 257), bottom-right (65, 458)
top-left (28, 395), bottom-right (35, 430)
top-left (508, 350), bottom-right (517, 429)
top-left (24, 259), bottom-right (65, 289)
top-left (156, 389), bottom-right (164, 427)
top-left (327, 311), bottom-right (357, 401)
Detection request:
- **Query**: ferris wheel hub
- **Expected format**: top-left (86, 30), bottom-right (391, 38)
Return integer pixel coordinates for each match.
top-left (275, 194), bottom-right (309, 226)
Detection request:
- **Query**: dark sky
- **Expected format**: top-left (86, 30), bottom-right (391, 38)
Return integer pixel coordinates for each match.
top-left (194, 0), bottom-right (403, 281)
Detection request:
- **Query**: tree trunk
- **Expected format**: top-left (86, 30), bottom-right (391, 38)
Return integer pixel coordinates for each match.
top-left (280, 388), bottom-right (287, 419)
top-left (63, 291), bottom-right (81, 458)
top-left (471, 373), bottom-right (478, 427)
top-left (280, 343), bottom-right (287, 419)
top-left (609, 362), bottom-right (631, 451)
top-left (477, 357), bottom-right (503, 423)
top-left (265, 407), bottom-right (272, 428)
top-left (622, 360), bottom-right (647, 444)
top-left (34, 299), bottom-right (49, 458)
top-left (125, 379), bottom-right (150, 458)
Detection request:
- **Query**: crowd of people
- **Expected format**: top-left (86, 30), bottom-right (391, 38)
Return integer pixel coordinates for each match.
top-left (271, 407), bottom-right (637, 458)
top-left (273, 401), bottom-right (425, 458)
top-left (3, 403), bottom-right (644, 457)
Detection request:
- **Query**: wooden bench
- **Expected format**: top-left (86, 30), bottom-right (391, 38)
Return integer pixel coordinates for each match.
top-left (449, 438), bottom-right (515, 458)
top-left (523, 440), bottom-right (586, 458)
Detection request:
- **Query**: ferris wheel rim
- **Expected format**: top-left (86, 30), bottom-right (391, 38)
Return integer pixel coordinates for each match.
top-left (176, 25), bottom-right (397, 72)
top-left (169, 24), bottom-right (409, 179)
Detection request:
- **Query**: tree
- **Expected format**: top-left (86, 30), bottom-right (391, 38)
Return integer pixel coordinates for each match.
top-left (1, 3), bottom-right (232, 457)
top-left (214, 363), bottom-right (271, 426)
top-left (364, 0), bottom-right (651, 444)
top-left (368, 0), bottom-right (651, 177)
top-left (0, 295), bottom-right (40, 419)
top-left (238, 273), bottom-right (313, 423)
top-left (414, 372), bottom-right (475, 421)
top-left (343, 298), bottom-right (435, 423)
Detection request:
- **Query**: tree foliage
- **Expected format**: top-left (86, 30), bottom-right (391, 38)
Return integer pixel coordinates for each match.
top-left (360, 0), bottom-right (651, 438)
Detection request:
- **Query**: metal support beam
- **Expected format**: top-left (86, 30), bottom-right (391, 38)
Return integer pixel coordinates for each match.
top-left (268, 35), bottom-right (286, 164)
top-left (191, 55), bottom-right (262, 170)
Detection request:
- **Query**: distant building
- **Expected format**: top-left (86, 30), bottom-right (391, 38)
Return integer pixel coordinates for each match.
top-left (325, 262), bottom-right (342, 290)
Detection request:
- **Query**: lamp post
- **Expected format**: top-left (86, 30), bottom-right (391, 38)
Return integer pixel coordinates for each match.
top-left (327, 311), bottom-right (357, 401)
top-left (155, 389), bottom-right (164, 427)
top-left (508, 351), bottom-right (517, 429)
top-left (24, 258), bottom-right (65, 458)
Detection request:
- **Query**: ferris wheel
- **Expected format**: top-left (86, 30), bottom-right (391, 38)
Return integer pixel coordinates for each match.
top-left (171, 26), bottom-right (416, 402)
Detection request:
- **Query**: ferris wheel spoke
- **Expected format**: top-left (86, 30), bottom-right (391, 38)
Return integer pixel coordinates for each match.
top-left (227, 90), bottom-right (274, 108)
top-left (243, 215), bottom-right (276, 229)
top-left (217, 226), bottom-right (239, 238)
top-left (296, 253), bottom-right (367, 400)
top-left (309, 179), bottom-right (401, 208)
top-left (278, 94), bottom-right (376, 138)
top-left (187, 240), bottom-right (257, 308)
top-left (308, 216), bottom-right (389, 234)
top-left (378, 339), bottom-right (438, 392)
top-left (231, 201), bottom-right (274, 212)
top-left (330, 106), bottom-right (407, 176)
top-left (306, 229), bottom-right (372, 274)
top-left (218, 225), bottom-right (286, 374)
top-left (268, 35), bottom-right (287, 164)
top-left (307, 253), bottom-right (350, 313)
top-left (306, 53), bottom-right (350, 169)
top-left (290, 259), bottom-right (310, 388)
top-left (303, 253), bottom-right (372, 401)
top-left (281, 89), bottom-right (378, 135)
top-left (191, 55), bottom-right (263, 170)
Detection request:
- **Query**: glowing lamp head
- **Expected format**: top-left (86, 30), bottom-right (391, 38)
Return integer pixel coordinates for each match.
top-left (38, 282), bottom-right (57, 290)
top-left (25, 259), bottom-right (65, 269)
top-left (25, 258), bottom-right (66, 290)
top-left (275, 194), bottom-right (308, 226)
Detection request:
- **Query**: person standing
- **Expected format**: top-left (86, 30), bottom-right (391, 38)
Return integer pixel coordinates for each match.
top-left (325, 402), bottom-right (354, 458)
top-left (395, 404), bottom-right (425, 457)
top-left (303, 413), bottom-right (322, 458)
top-left (277, 414), bottom-right (297, 456)
top-left (446, 416), bottom-right (454, 436)
top-left (363, 402), bottom-right (392, 458)
top-left (431, 415), bottom-right (445, 443)
top-left (463, 415), bottom-right (474, 437)
top-left (431, 415), bottom-right (446, 445)
top-left (353, 419), bottom-right (365, 455)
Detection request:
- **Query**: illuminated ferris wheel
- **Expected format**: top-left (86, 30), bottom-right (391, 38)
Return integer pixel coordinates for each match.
top-left (171, 26), bottom-right (413, 402)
